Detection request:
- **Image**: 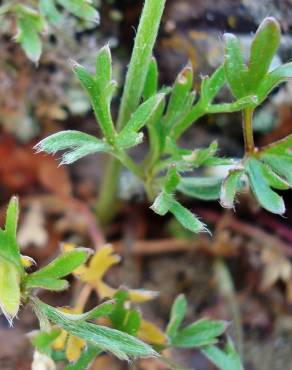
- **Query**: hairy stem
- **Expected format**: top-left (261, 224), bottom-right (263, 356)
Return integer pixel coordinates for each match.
top-left (96, 0), bottom-right (166, 224)
top-left (242, 108), bottom-right (255, 154)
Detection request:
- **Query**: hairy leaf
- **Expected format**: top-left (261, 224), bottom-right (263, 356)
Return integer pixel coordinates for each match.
top-left (34, 299), bottom-right (157, 361)
top-left (143, 57), bottom-right (159, 100)
top-left (56, 0), bottom-right (99, 23)
top-left (220, 169), bottom-right (244, 208)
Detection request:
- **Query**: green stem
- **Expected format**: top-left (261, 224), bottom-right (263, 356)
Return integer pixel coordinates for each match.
top-left (171, 101), bottom-right (205, 140)
top-left (242, 108), bottom-right (255, 154)
top-left (96, 0), bottom-right (166, 224)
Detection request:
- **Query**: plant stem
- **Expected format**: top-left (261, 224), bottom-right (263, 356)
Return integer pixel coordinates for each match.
top-left (96, 0), bottom-right (166, 224)
top-left (242, 108), bottom-right (255, 154)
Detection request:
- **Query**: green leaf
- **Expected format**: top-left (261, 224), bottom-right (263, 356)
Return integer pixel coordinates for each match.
top-left (178, 177), bottom-right (222, 200)
top-left (33, 298), bottom-right (157, 361)
top-left (15, 5), bottom-right (45, 62)
top-left (260, 162), bottom-right (290, 190)
top-left (166, 294), bottom-right (187, 339)
top-left (143, 57), bottom-right (159, 100)
top-left (32, 329), bottom-right (61, 355)
top-left (39, 0), bottom-right (62, 24)
top-left (248, 17), bottom-right (280, 92)
top-left (26, 277), bottom-right (69, 291)
top-left (64, 344), bottom-right (101, 370)
top-left (246, 158), bottom-right (285, 214)
top-left (95, 45), bottom-right (114, 97)
top-left (164, 167), bottom-right (181, 193)
top-left (202, 338), bottom-right (244, 370)
top-left (223, 33), bottom-right (248, 99)
top-left (0, 258), bottom-right (21, 323)
top-left (34, 130), bottom-right (112, 164)
top-left (26, 248), bottom-right (90, 285)
top-left (109, 291), bottom-right (141, 336)
top-left (55, 301), bottom-right (115, 322)
top-left (200, 64), bottom-right (226, 104)
top-left (5, 196), bottom-right (19, 242)
top-left (171, 319), bottom-right (228, 348)
top-left (56, 0), bottom-right (99, 23)
top-left (169, 200), bottom-right (206, 234)
top-left (257, 62), bottom-right (292, 102)
top-left (150, 192), bottom-right (173, 216)
top-left (72, 62), bottom-right (115, 142)
top-left (117, 94), bottom-right (165, 146)
top-left (220, 169), bottom-right (244, 208)
top-left (0, 198), bottom-right (21, 268)
top-left (164, 64), bottom-right (193, 129)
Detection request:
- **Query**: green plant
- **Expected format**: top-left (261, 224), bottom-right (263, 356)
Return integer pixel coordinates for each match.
top-left (0, 0), bottom-right (99, 62)
top-left (0, 197), bottom-right (242, 369)
top-left (35, 12), bottom-right (292, 230)
top-left (2, 0), bottom-right (292, 368)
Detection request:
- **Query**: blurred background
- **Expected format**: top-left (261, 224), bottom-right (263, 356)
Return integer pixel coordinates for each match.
top-left (1, 0), bottom-right (292, 369)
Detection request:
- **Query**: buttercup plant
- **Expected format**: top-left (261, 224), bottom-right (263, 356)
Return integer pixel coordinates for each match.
top-left (1, 0), bottom-right (292, 368)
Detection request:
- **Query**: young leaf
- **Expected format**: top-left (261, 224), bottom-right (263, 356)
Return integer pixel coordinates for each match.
top-left (171, 319), bottom-right (228, 348)
top-left (26, 278), bottom-right (69, 291)
top-left (246, 158), bottom-right (285, 214)
top-left (26, 248), bottom-right (90, 286)
top-left (34, 130), bottom-right (112, 165)
top-left (72, 62), bottom-right (116, 142)
top-left (33, 298), bottom-right (157, 361)
top-left (248, 17), bottom-right (280, 92)
top-left (202, 338), bottom-right (244, 370)
top-left (164, 167), bottom-right (181, 193)
top-left (164, 64), bottom-right (193, 129)
top-left (260, 162), bottom-right (290, 190)
top-left (56, 0), bottom-right (100, 23)
top-left (178, 177), bottom-right (222, 200)
top-left (15, 5), bottom-right (45, 63)
top-left (166, 294), bottom-right (187, 339)
top-left (223, 33), bottom-right (248, 99)
top-left (143, 57), bottom-right (159, 100)
top-left (220, 169), bottom-right (244, 208)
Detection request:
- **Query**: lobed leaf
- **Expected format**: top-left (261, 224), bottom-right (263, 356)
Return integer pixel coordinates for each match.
top-left (171, 319), bottom-right (228, 348)
top-left (34, 130), bottom-right (112, 164)
top-left (15, 6), bottom-right (45, 62)
top-left (202, 338), bottom-right (244, 370)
